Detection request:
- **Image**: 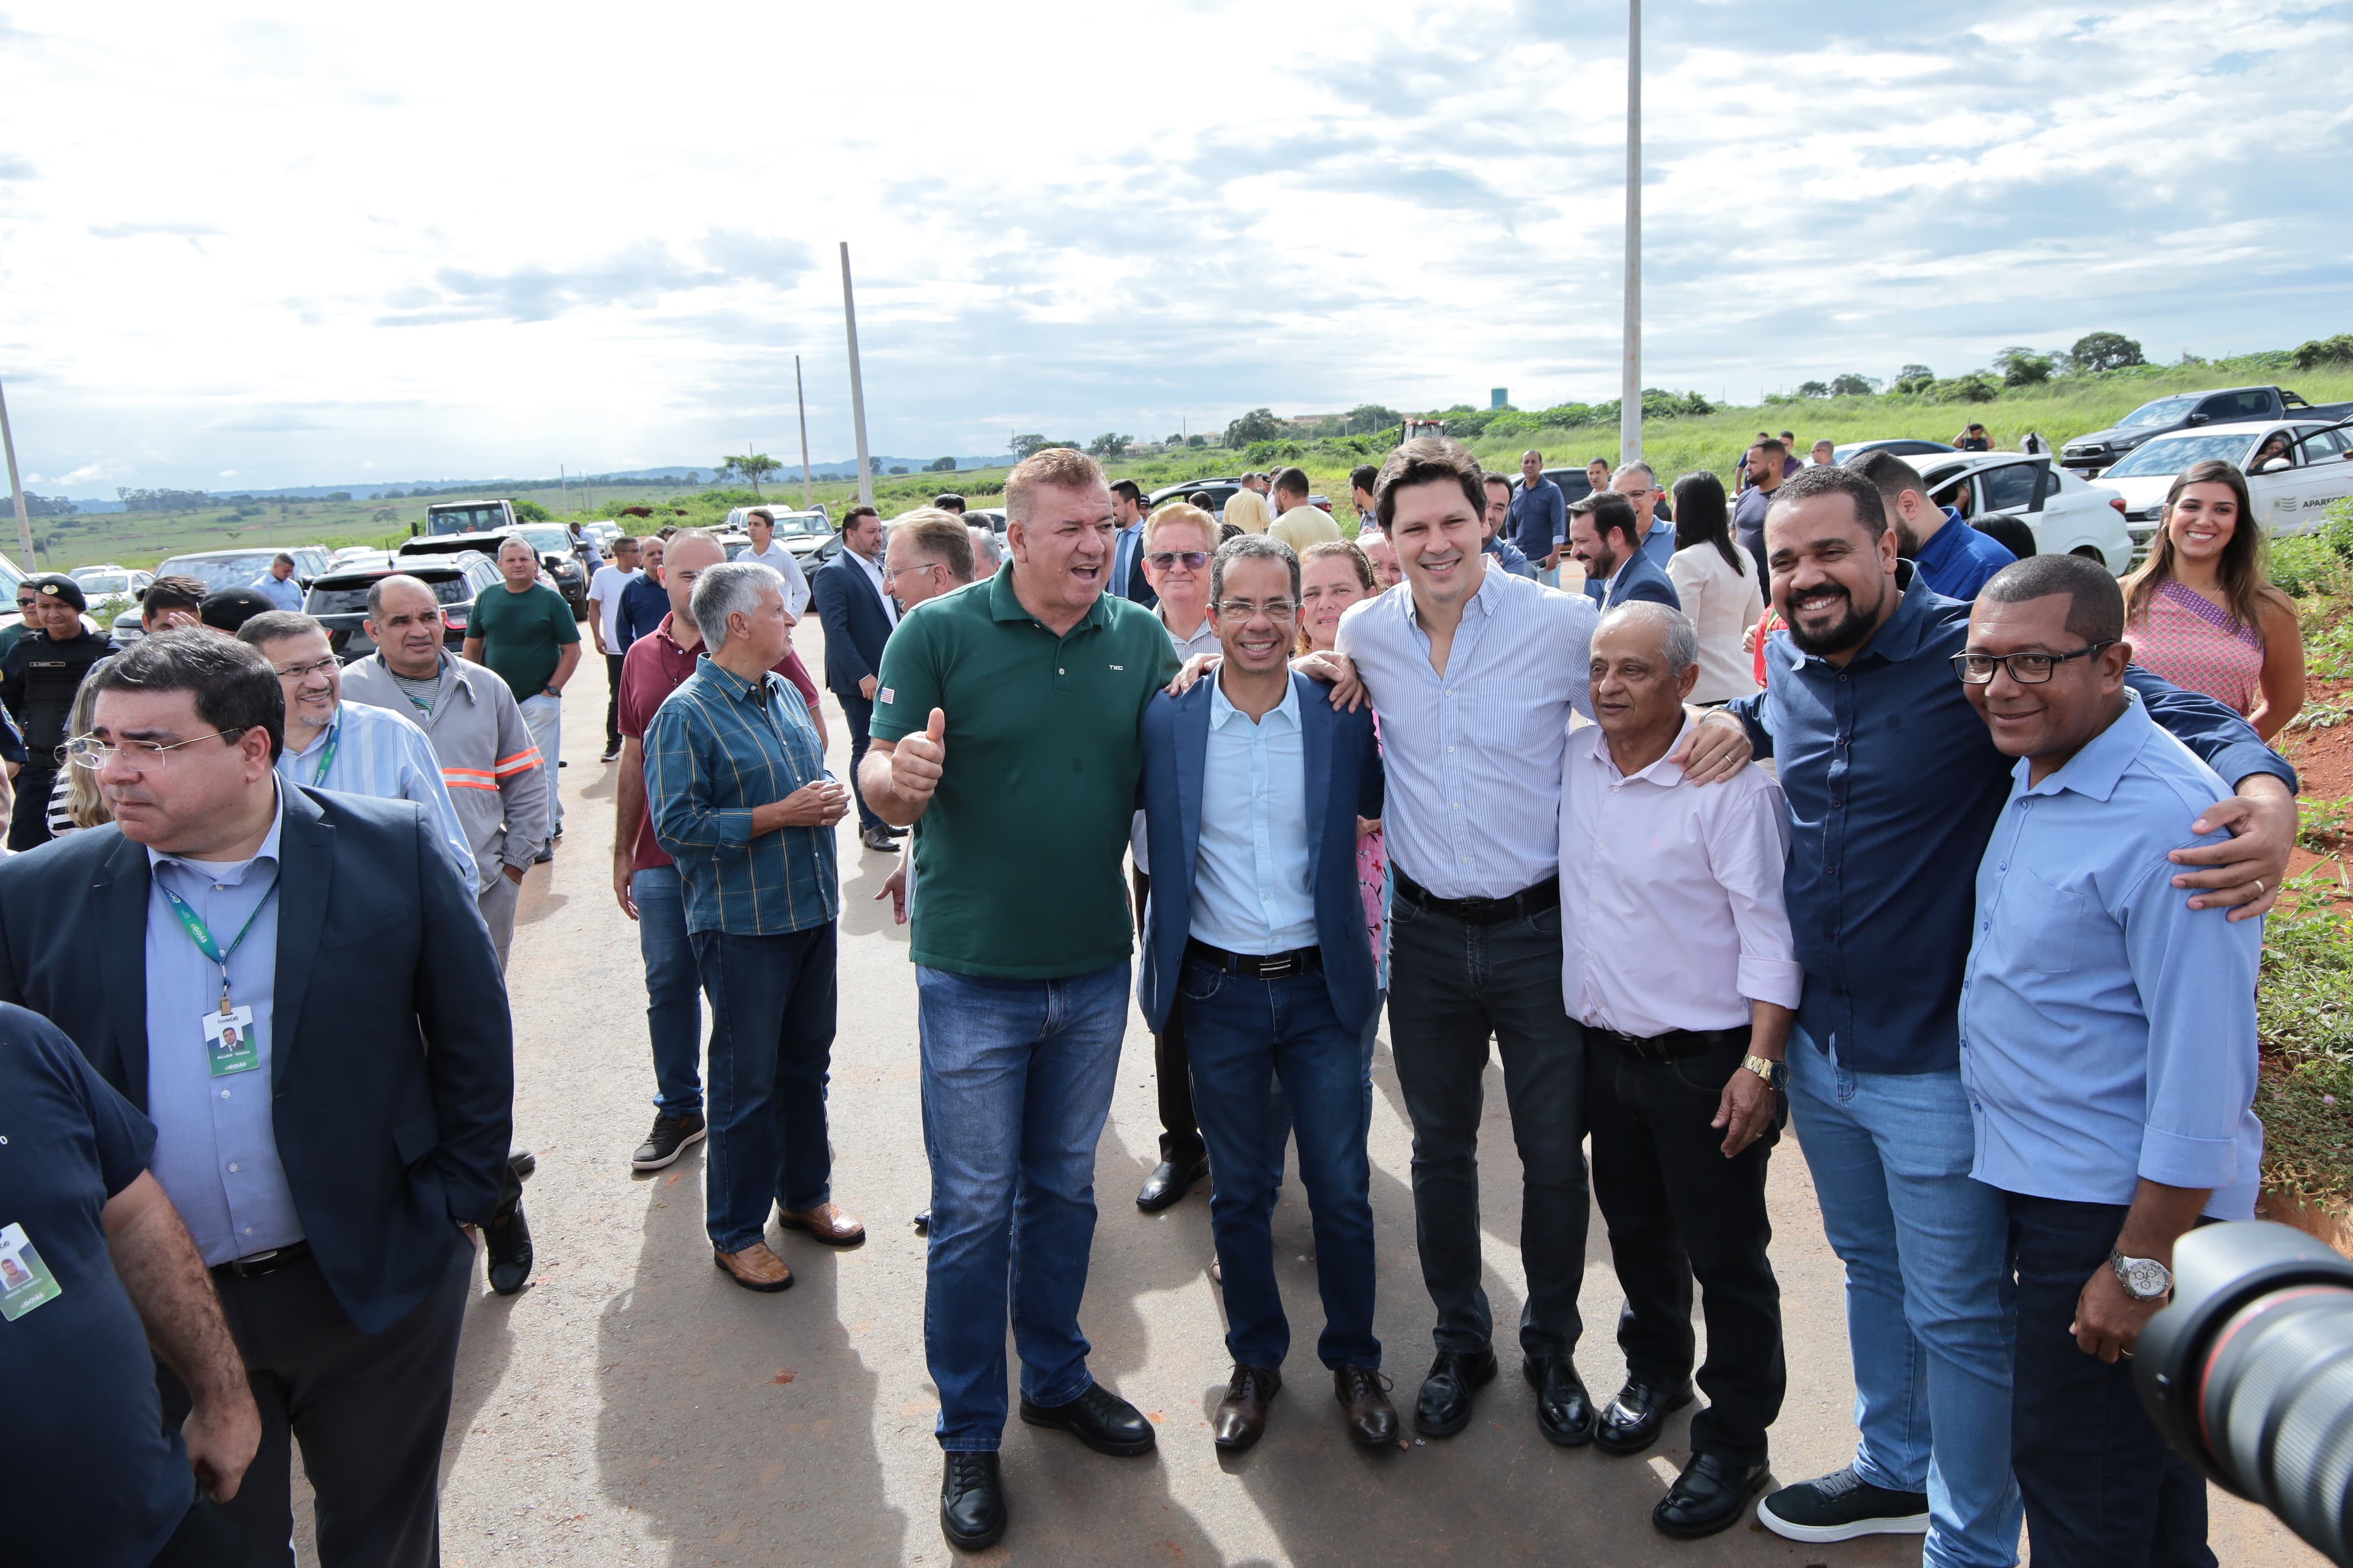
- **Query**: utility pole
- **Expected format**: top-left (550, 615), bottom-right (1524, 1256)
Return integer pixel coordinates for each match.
top-left (840, 242), bottom-right (874, 507)
top-left (1619, 0), bottom-right (1643, 466)
top-left (0, 374), bottom-right (32, 568)
top-left (795, 354), bottom-right (814, 509)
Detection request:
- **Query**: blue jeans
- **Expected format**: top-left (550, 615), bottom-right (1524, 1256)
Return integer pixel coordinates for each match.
top-left (835, 689), bottom-right (885, 835)
top-left (1265, 986), bottom-right (1381, 1187)
top-left (632, 866), bottom-right (703, 1116)
top-left (691, 925), bottom-right (838, 1252)
top-left (1787, 1033), bottom-right (2022, 1568)
top-left (918, 961), bottom-right (1128, 1452)
top-left (1183, 956), bottom-right (1379, 1371)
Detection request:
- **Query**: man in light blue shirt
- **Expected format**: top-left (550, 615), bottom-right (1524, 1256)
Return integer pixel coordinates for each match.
top-left (1956, 555), bottom-right (2260, 1566)
top-left (248, 552), bottom-right (305, 611)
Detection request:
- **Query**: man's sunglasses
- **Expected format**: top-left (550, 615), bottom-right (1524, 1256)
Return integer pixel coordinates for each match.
top-left (1147, 551), bottom-right (1208, 572)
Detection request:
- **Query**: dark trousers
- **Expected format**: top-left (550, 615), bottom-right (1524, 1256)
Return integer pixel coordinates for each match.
top-left (1386, 896), bottom-right (1587, 1358)
top-left (2007, 1191), bottom-right (2214, 1567)
top-left (149, 1496), bottom-right (267, 1568)
top-left (835, 689), bottom-right (885, 833)
top-left (603, 651), bottom-right (625, 749)
top-left (158, 1242), bottom-right (472, 1568)
top-left (8, 763), bottom-right (55, 852)
top-left (1182, 953), bottom-right (1380, 1371)
top-left (1130, 865), bottom-right (1202, 1166)
top-left (1583, 1023), bottom-right (1785, 1465)
top-left (691, 923), bottom-right (839, 1252)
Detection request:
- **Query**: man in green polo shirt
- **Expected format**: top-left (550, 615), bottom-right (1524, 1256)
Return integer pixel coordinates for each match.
top-left (464, 534), bottom-right (581, 853)
top-left (861, 448), bottom-right (1179, 1554)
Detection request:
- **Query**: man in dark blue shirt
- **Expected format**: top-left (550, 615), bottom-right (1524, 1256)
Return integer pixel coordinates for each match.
top-left (1506, 450), bottom-right (1566, 578)
top-left (2, 1003), bottom-right (261, 1568)
top-left (1850, 450), bottom-right (2015, 602)
top-left (616, 535), bottom-right (675, 649)
top-left (1733, 465), bottom-right (2295, 1558)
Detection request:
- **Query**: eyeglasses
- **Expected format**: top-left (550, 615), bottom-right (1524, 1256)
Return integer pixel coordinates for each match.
top-left (881, 560), bottom-right (940, 583)
top-left (1950, 641), bottom-right (2117, 685)
top-left (271, 656), bottom-right (339, 680)
top-left (63, 728), bottom-right (248, 771)
top-left (1147, 551), bottom-right (1209, 572)
top-left (1214, 599), bottom-right (1299, 623)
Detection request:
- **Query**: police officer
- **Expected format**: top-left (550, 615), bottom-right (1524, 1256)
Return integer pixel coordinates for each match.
top-left (0, 573), bottom-right (111, 850)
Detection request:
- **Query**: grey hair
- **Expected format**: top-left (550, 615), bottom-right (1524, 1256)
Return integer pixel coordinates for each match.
top-left (967, 525), bottom-right (1003, 576)
top-left (235, 610), bottom-right (326, 648)
top-left (688, 561), bottom-right (783, 646)
top-left (1597, 600), bottom-right (1700, 673)
top-left (1612, 461), bottom-right (1658, 488)
top-left (364, 573), bottom-right (439, 623)
top-left (1209, 532), bottom-right (1300, 604)
top-left (496, 532), bottom-right (537, 559)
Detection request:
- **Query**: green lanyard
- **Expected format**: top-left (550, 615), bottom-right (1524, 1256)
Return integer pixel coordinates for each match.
top-left (158, 878), bottom-right (278, 1013)
top-left (304, 714), bottom-right (341, 785)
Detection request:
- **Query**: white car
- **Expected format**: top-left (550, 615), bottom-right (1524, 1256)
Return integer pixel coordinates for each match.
top-left (1911, 452), bottom-right (2135, 574)
top-left (721, 507), bottom-right (834, 561)
top-left (2095, 419), bottom-right (2353, 546)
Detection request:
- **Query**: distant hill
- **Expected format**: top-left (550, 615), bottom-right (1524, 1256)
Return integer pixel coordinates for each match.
top-left (56, 456), bottom-right (1015, 508)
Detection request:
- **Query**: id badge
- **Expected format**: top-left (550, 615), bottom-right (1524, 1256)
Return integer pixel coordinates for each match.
top-left (204, 1007), bottom-right (259, 1077)
top-left (0, 1221), bottom-right (62, 1320)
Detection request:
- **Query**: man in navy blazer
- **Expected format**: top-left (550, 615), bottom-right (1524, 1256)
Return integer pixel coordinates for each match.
top-left (1137, 534), bottom-right (1398, 1455)
top-left (811, 503), bottom-right (900, 852)
top-left (1571, 490), bottom-right (1682, 612)
top-left (0, 631), bottom-right (512, 1568)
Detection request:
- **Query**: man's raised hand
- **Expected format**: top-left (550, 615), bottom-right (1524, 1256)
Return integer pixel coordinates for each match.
top-left (892, 708), bottom-right (947, 802)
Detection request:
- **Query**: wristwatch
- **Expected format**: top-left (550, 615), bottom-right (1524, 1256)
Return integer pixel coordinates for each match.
top-left (2109, 1247), bottom-right (2173, 1301)
top-left (1740, 1054), bottom-right (1788, 1092)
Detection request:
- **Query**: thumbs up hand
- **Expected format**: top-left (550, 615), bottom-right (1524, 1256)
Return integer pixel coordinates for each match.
top-left (891, 707), bottom-right (947, 802)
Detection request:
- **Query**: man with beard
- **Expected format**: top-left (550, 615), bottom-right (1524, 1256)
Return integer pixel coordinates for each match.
top-left (1731, 464), bottom-right (2296, 1560)
top-left (1731, 439), bottom-right (1789, 588)
top-left (1848, 450), bottom-right (2014, 602)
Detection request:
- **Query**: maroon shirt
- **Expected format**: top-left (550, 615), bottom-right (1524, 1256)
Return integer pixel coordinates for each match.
top-left (617, 612), bottom-right (822, 872)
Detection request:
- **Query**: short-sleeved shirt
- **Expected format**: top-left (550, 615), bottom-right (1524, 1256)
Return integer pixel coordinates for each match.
top-left (469, 580), bottom-right (580, 701)
top-left (870, 571), bottom-right (1181, 978)
top-left (588, 564), bottom-right (640, 650)
top-left (0, 1005), bottom-right (192, 1566)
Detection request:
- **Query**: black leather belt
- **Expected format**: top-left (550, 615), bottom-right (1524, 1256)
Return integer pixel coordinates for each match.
top-left (1185, 939), bottom-right (1322, 980)
top-left (1394, 871), bottom-right (1560, 926)
top-left (1585, 1024), bottom-right (1750, 1061)
top-left (212, 1241), bottom-right (311, 1280)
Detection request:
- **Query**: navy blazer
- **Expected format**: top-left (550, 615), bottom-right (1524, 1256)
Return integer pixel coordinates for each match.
top-left (1585, 548), bottom-right (1682, 611)
top-left (0, 785), bottom-right (514, 1336)
top-left (1137, 671), bottom-right (1382, 1036)
top-left (811, 550), bottom-right (895, 697)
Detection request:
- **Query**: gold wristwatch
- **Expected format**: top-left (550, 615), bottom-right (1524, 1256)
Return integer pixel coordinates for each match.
top-left (1742, 1054), bottom-right (1788, 1091)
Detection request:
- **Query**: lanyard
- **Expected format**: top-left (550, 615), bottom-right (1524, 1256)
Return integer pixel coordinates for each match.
top-left (304, 715), bottom-right (341, 785)
top-left (158, 878), bottom-right (278, 1014)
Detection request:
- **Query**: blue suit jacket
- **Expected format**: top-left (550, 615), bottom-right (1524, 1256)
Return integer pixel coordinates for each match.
top-left (0, 785), bottom-right (513, 1335)
top-left (811, 551), bottom-right (894, 697)
top-left (1587, 548), bottom-right (1682, 611)
top-left (1137, 672), bottom-right (1383, 1036)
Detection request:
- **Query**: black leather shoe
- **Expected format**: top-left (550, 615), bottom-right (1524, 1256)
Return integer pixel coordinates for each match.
top-left (1594, 1376), bottom-right (1695, 1455)
top-left (1136, 1155), bottom-right (1209, 1212)
top-left (1524, 1355), bottom-right (1596, 1447)
top-left (486, 1195), bottom-right (533, 1295)
top-left (940, 1451), bottom-right (1006, 1552)
top-left (1413, 1346), bottom-right (1497, 1438)
top-left (1213, 1364), bottom-right (1281, 1452)
top-left (1654, 1451), bottom-right (1771, 1540)
top-left (1019, 1382), bottom-right (1157, 1457)
top-left (1334, 1366), bottom-right (1398, 1448)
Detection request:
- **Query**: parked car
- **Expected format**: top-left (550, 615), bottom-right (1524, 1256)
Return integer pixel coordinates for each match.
top-left (69, 564), bottom-right (154, 598)
top-left (305, 552), bottom-right (501, 663)
top-left (1911, 452), bottom-right (2134, 573)
top-left (2096, 419), bottom-right (2353, 546)
top-left (104, 546), bottom-right (335, 649)
top-left (424, 498), bottom-right (520, 537)
top-left (721, 507), bottom-right (835, 565)
top-left (397, 526), bottom-right (588, 617)
top-left (1145, 479), bottom-right (1246, 518)
top-left (2059, 386), bottom-right (2353, 475)
top-left (1831, 439), bottom-right (1957, 463)
top-left (0, 550), bottom-right (29, 649)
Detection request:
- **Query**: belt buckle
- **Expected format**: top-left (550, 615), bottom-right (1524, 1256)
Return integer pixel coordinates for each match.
top-left (1258, 954), bottom-right (1297, 978)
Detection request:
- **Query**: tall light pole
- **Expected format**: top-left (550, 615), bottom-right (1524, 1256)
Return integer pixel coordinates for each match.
top-left (1619, 0), bottom-right (1643, 465)
top-left (795, 353), bottom-right (814, 509)
top-left (840, 243), bottom-right (873, 507)
top-left (0, 374), bottom-right (36, 567)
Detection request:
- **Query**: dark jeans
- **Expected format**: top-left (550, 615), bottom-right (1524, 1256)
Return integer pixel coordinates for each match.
top-left (1131, 866), bottom-right (1203, 1165)
top-left (2006, 1191), bottom-right (2214, 1566)
top-left (1182, 953), bottom-right (1380, 1371)
top-left (1386, 895), bottom-right (1587, 1358)
top-left (691, 924), bottom-right (839, 1251)
top-left (836, 689), bottom-right (885, 834)
top-left (8, 763), bottom-right (55, 852)
top-left (157, 1242), bottom-right (471, 1568)
top-left (632, 866), bottom-right (704, 1116)
top-left (1583, 1023), bottom-right (1785, 1465)
top-left (604, 651), bottom-right (625, 749)
top-left (149, 1496), bottom-right (267, 1568)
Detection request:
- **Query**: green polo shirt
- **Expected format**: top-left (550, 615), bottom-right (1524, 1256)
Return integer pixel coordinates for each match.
top-left (470, 580), bottom-right (579, 701)
top-left (870, 568), bottom-right (1180, 979)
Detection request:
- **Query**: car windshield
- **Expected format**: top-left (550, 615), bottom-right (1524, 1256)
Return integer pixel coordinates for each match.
top-left (156, 552), bottom-right (283, 592)
top-left (2116, 396), bottom-right (2199, 430)
top-left (520, 526), bottom-right (571, 554)
top-left (773, 513), bottom-right (830, 537)
top-left (308, 572), bottom-right (469, 616)
top-left (2104, 434), bottom-right (2257, 478)
top-left (429, 504), bottom-right (509, 534)
top-left (74, 572), bottom-right (132, 594)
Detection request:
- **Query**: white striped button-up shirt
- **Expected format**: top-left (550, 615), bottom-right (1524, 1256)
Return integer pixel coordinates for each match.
top-left (275, 699), bottom-right (475, 884)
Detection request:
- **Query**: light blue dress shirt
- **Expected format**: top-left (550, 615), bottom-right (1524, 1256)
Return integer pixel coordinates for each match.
top-left (143, 784), bottom-right (304, 1265)
top-left (1640, 518), bottom-right (1675, 569)
top-left (1189, 675), bottom-right (1317, 955)
top-left (248, 571), bottom-right (304, 611)
top-left (277, 700), bottom-right (476, 888)
top-left (1958, 690), bottom-right (2265, 1217)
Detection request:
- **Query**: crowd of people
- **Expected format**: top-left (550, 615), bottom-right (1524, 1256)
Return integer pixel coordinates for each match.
top-left (0, 427), bottom-right (2309, 1566)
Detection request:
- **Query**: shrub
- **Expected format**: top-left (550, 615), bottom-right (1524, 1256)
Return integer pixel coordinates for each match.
top-left (2292, 334), bottom-right (2353, 372)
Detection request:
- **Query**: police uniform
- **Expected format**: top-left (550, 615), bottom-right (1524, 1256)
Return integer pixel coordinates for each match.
top-left (0, 578), bottom-right (110, 851)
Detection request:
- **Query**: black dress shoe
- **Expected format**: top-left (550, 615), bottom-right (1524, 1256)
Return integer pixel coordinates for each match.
top-left (1594, 1376), bottom-right (1695, 1456)
top-left (1524, 1355), bottom-right (1596, 1447)
top-left (1135, 1155), bottom-right (1209, 1212)
top-left (1213, 1364), bottom-right (1281, 1452)
top-left (486, 1195), bottom-right (533, 1295)
top-left (1654, 1451), bottom-right (1771, 1540)
top-left (1413, 1346), bottom-right (1497, 1438)
top-left (1334, 1366), bottom-right (1398, 1448)
top-left (940, 1451), bottom-right (1006, 1552)
top-left (1019, 1382), bottom-right (1157, 1457)
top-left (860, 826), bottom-right (897, 852)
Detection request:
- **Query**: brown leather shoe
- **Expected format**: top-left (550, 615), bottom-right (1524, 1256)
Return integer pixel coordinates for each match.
top-left (777, 1203), bottom-right (866, 1246)
top-left (1213, 1364), bottom-right (1281, 1452)
top-left (713, 1241), bottom-right (794, 1292)
top-left (1335, 1366), bottom-right (1399, 1448)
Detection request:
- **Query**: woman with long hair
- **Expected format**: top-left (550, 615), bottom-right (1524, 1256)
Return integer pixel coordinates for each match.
top-left (46, 657), bottom-right (115, 836)
top-left (2121, 459), bottom-right (2303, 739)
top-left (1664, 470), bottom-right (1766, 703)
top-left (1295, 538), bottom-right (1376, 657)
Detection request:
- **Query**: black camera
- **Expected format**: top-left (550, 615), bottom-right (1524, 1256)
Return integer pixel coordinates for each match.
top-left (2135, 1220), bottom-right (2353, 1566)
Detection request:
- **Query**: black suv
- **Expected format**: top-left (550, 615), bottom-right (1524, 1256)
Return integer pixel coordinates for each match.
top-left (306, 552), bottom-right (501, 664)
top-left (397, 526), bottom-right (590, 617)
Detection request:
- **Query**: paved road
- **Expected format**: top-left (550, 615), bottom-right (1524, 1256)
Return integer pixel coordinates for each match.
top-left (311, 618), bottom-right (2315, 1566)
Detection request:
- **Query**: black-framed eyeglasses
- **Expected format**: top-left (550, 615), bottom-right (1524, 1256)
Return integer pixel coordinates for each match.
top-left (1950, 641), bottom-right (2117, 685)
top-left (1147, 551), bottom-right (1209, 572)
top-left (271, 656), bottom-right (339, 680)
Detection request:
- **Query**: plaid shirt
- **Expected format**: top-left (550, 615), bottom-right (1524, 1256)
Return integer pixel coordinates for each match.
top-left (643, 654), bottom-right (838, 936)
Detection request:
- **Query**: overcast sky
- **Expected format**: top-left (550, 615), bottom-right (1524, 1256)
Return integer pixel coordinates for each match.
top-left (3, 0), bottom-right (2348, 496)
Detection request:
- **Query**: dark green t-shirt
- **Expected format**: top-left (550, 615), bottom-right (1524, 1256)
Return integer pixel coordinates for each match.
top-left (870, 570), bottom-right (1181, 979)
top-left (469, 581), bottom-right (579, 701)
